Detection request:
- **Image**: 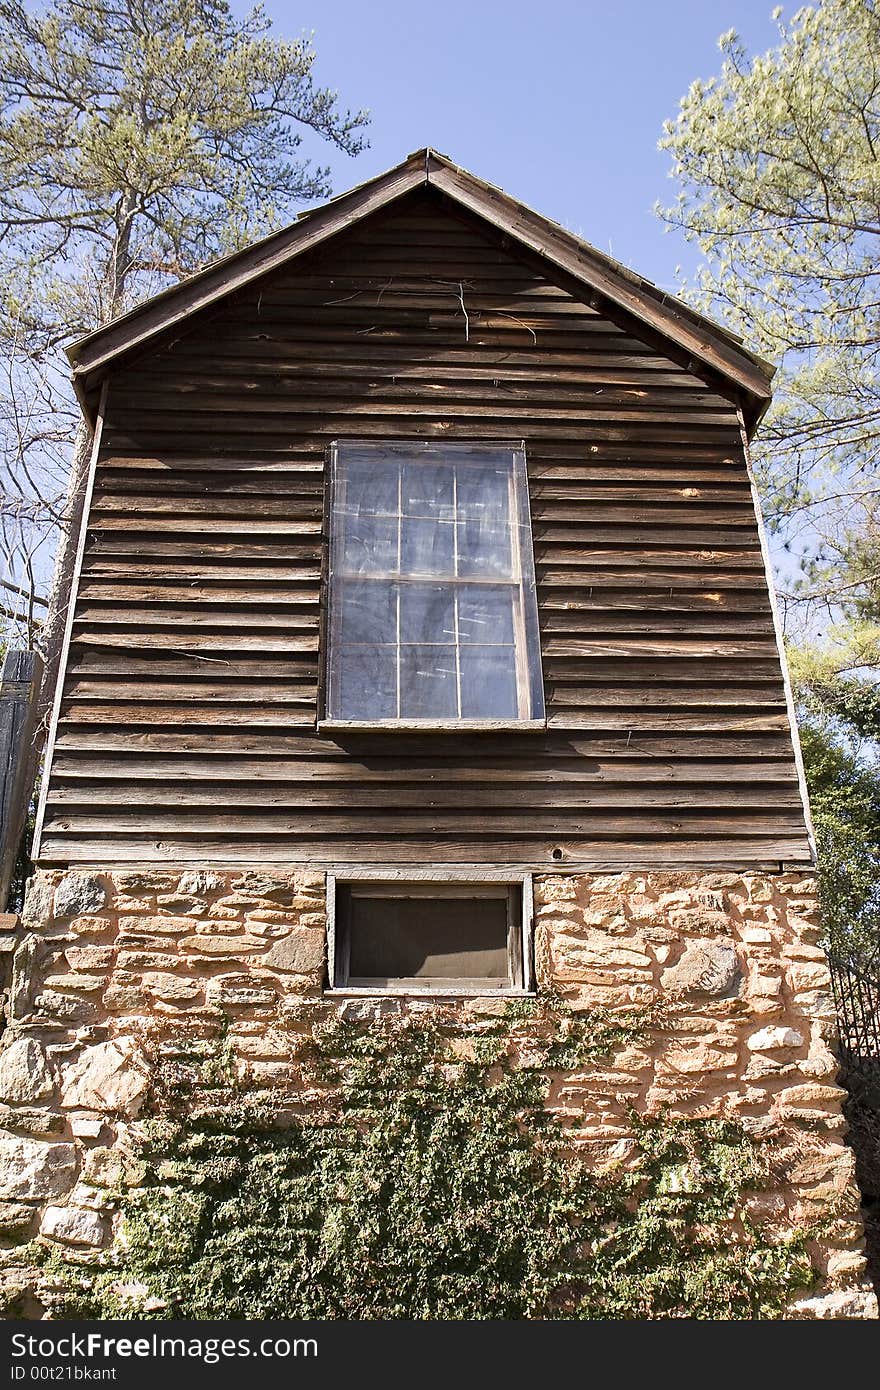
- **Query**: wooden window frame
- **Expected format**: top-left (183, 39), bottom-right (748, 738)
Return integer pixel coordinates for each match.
top-left (325, 871), bottom-right (535, 997)
top-left (318, 440), bottom-right (546, 732)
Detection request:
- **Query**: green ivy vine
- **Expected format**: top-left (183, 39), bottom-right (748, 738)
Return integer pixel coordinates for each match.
top-left (50, 998), bottom-right (816, 1319)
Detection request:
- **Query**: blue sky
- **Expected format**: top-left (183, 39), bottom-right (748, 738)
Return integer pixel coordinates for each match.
top-left (245, 1), bottom-right (784, 293)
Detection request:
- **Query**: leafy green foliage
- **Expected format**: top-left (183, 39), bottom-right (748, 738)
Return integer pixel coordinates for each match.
top-left (659, 0), bottom-right (879, 617)
top-left (792, 649), bottom-right (880, 963)
top-left (0, 0), bottom-right (369, 645)
top-left (52, 1003), bottom-right (815, 1321)
top-left (0, 0), bottom-right (369, 331)
top-left (660, 0), bottom-right (880, 967)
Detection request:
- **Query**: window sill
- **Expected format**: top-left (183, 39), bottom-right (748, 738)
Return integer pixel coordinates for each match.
top-left (326, 986), bottom-right (535, 999)
top-left (318, 719), bottom-right (547, 734)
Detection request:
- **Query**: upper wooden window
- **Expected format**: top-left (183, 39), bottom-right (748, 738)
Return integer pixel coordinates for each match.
top-left (323, 441), bottom-right (545, 727)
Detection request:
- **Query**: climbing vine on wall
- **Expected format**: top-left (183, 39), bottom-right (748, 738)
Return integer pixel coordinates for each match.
top-left (50, 999), bottom-right (816, 1319)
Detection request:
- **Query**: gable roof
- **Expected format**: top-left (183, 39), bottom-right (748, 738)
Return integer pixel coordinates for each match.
top-left (67, 148), bottom-right (775, 431)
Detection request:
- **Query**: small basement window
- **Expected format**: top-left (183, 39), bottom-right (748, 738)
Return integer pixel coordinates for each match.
top-left (322, 440), bottom-right (545, 728)
top-left (328, 879), bottom-right (532, 994)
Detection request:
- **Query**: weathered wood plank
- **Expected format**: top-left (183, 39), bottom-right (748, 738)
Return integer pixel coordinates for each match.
top-left (0, 650), bottom-right (43, 906)
top-left (41, 808), bottom-right (807, 836)
top-left (46, 783), bottom-right (802, 811)
top-left (37, 835), bottom-right (812, 867)
top-left (50, 728), bottom-right (798, 758)
top-left (48, 753), bottom-right (801, 783)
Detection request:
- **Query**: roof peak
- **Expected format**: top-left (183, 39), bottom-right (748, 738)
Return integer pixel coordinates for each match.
top-left (67, 149), bottom-right (774, 431)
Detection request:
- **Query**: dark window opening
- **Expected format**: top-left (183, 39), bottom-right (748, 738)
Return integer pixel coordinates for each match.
top-left (331, 881), bottom-right (528, 992)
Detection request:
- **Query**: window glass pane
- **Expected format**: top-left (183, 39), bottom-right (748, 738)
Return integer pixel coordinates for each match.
top-left (341, 513), bottom-right (398, 575)
top-left (341, 459), bottom-right (399, 517)
top-left (399, 585), bottom-right (455, 644)
top-left (346, 894), bottom-right (511, 982)
top-left (336, 645), bottom-right (397, 720)
top-left (339, 582), bottom-right (397, 644)
top-left (399, 644), bottom-right (457, 718)
top-left (401, 461), bottom-right (455, 522)
top-left (329, 443), bottom-right (545, 724)
top-left (456, 462), bottom-right (510, 527)
top-left (458, 586), bottom-right (516, 646)
top-left (401, 517), bottom-right (455, 576)
top-left (457, 517), bottom-right (513, 578)
top-left (459, 646), bottom-right (519, 719)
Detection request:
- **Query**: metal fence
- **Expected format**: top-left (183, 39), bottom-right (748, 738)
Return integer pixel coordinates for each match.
top-left (829, 947), bottom-right (880, 1093)
top-left (827, 945), bottom-right (880, 1294)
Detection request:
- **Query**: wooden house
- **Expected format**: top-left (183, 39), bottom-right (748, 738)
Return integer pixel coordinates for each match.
top-left (34, 146), bottom-right (817, 987)
top-left (2, 152), bottom-right (874, 1317)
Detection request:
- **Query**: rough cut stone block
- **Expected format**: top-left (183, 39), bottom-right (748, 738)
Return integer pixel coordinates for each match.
top-left (54, 873), bottom-right (107, 920)
top-left (103, 984), bottom-right (145, 1013)
top-left (65, 946), bottom-right (115, 971)
top-left (261, 930), bottom-right (325, 975)
top-left (790, 1288), bottom-right (878, 1319)
top-left (142, 973), bottom-right (202, 1003)
top-left (792, 990), bottom-right (836, 1019)
top-left (744, 1055), bottom-right (794, 1079)
top-left (117, 951), bottom-right (179, 971)
top-left (804, 1039), bottom-right (838, 1079)
top-left (10, 935), bottom-right (40, 1021)
top-left (0, 1136), bottom-right (77, 1200)
top-left (657, 1043), bottom-right (738, 1074)
top-left (206, 980), bottom-right (277, 1008)
top-left (776, 1083), bottom-right (843, 1110)
top-left (120, 916), bottom-right (192, 936)
top-left (741, 926), bottom-right (772, 943)
top-left (231, 872), bottom-right (300, 904)
top-left (784, 941), bottom-right (827, 961)
top-left (112, 871), bottom-right (176, 893)
top-left (21, 876), bottom-right (54, 927)
top-left (70, 1117), bottom-right (105, 1140)
top-left (81, 1148), bottom-right (126, 1188)
top-left (667, 908), bottom-right (732, 935)
top-left (40, 1204), bottom-right (107, 1248)
top-left (156, 894), bottom-right (205, 914)
top-left (189, 919), bottom-right (244, 937)
top-left (0, 1038), bottom-right (55, 1103)
top-left (42, 973), bottom-right (106, 993)
top-left (749, 971), bottom-right (784, 998)
top-left (787, 961), bottom-right (831, 993)
top-left (66, 915), bottom-right (114, 937)
top-left (0, 1200), bottom-right (34, 1237)
top-left (661, 940), bottom-right (741, 997)
top-left (176, 871), bottom-right (226, 896)
top-left (0, 1104), bottom-right (65, 1139)
top-left (340, 998), bottom-right (404, 1022)
top-left (60, 1039), bottom-right (149, 1116)
top-left (747, 1026), bottom-right (804, 1052)
top-left (33, 992), bottom-right (97, 1025)
top-left (179, 934), bottom-right (265, 955)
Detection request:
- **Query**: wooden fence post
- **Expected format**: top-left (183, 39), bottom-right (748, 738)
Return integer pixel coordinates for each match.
top-left (0, 650), bottom-right (44, 911)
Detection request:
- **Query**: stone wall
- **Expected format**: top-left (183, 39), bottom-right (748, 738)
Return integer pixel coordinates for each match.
top-left (0, 866), bottom-right (875, 1319)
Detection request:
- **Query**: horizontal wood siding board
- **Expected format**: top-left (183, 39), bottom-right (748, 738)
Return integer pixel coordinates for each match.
top-left (43, 189), bottom-right (810, 867)
top-left (40, 811), bottom-right (809, 838)
top-left (37, 839), bottom-right (811, 868)
top-left (48, 754), bottom-right (801, 782)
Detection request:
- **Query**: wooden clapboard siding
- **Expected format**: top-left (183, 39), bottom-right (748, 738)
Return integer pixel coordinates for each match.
top-left (39, 187), bottom-right (811, 867)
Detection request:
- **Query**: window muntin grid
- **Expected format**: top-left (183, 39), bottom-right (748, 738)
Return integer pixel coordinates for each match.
top-left (326, 442), bottom-right (544, 724)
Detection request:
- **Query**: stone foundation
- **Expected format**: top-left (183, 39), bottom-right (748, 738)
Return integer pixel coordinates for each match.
top-left (0, 866), bottom-right (875, 1319)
